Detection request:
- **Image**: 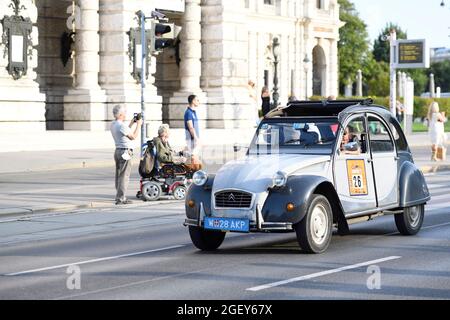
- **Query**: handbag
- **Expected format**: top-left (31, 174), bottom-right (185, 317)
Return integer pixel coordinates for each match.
top-left (437, 146), bottom-right (447, 161)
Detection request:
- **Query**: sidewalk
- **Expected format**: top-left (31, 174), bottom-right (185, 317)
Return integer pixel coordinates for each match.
top-left (0, 132), bottom-right (448, 219)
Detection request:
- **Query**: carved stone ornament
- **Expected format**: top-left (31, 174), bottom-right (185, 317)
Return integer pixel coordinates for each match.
top-left (1, 0), bottom-right (33, 80)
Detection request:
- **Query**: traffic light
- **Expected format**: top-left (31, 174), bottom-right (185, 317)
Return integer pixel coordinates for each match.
top-left (149, 20), bottom-right (182, 55)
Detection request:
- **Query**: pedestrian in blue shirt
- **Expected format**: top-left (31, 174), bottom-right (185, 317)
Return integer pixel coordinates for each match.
top-left (184, 95), bottom-right (202, 171)
top-left (184, 94), bottom-right (200, 151)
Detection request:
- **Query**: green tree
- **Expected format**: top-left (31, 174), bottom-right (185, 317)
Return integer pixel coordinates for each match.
top-left (430, 61), bottom-right (450, 92)
top-left (373, 23), bottom-right (408, 63)
top-left (407, 69), bottom-right (428, 96)
top-left (364, 57), bottom-right (390, 96)
top-left (338, 0), bottom-right (371, 91)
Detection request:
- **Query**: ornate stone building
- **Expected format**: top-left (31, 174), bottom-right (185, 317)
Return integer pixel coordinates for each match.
top-left (0, 0), bottom-right (342, 135)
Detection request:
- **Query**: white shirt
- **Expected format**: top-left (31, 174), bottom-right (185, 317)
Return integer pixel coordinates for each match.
top-left (110, 120), bottom-right (133, 149)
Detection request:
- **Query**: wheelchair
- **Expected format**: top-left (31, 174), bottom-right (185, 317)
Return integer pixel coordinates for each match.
top-left (136, 140), bottom-right (197, 201)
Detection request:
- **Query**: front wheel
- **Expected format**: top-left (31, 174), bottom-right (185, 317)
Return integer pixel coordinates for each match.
top-left (395, 204), bottom-right (424, 235)
top-left (173, 185), bottom-right (187, 200)
top-left (188, 226), bottom-right (226, 251)
top-left (294, 194), bottom-right (333, 254)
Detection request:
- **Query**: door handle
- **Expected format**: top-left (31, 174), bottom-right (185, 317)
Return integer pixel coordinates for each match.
top-left (367, 159), bottom-right (372, 163)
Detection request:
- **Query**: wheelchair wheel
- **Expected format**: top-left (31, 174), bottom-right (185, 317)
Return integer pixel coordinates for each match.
top-left (173, 185), bottom-right (187, 200)
top-left (142, 181), bottom-right (162, 201)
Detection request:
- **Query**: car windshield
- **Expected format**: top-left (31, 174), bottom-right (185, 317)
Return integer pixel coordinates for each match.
top-left (249, 118), bottom-right (339, 155)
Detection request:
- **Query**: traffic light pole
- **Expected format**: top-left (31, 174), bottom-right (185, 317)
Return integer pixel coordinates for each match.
top-left (139, 11), bottom-right (147, 155)
top-left (389, 29), bottom-right (397, 116)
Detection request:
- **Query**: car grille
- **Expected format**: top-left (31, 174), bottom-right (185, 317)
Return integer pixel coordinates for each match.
top-left (215, 191), bottom-right (253, 208)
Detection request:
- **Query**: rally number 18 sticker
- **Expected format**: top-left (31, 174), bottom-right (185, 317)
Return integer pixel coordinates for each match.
top-left (346, 160), bottom-right (368, 196)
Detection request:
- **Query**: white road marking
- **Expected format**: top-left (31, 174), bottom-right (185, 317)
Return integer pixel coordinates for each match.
top-left (246, 256), bottom-right (401, 292)
top-left (4, 245), bottom-right (185, 276)
top-left (422, 221), bottom-right (450, 230)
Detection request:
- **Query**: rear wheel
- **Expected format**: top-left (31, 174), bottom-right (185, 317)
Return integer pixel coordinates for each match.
top-left (294, 194), bottom-right (333, 254)
top-left (395, 204), bottom-right (424, 235)
top-left (188, 226), bottom-right (226, 251)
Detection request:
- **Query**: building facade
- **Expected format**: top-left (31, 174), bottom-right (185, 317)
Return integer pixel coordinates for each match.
top-left (0, 0), bottom-right (342, 135)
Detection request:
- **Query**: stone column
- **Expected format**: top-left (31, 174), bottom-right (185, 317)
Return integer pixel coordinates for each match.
top-left (429, 73), bottom-right (436, 98)
top-left (356, 69), bottom-right (363, 97)
top-left (248, 31), bottom-right (257, 86)
top-left (328, 38), bottom-right (338, 97)
top-left (168, 0), bottom-right (206, 128)
top-left (201, 0), bottom-right (253, 129)
top-left (0, 0), bottom-right (46, 132)
top-left (64, 0), bottom-right (107, 130)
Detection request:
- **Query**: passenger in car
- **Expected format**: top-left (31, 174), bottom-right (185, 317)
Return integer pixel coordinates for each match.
top-left (340, 127), bottom-right (361, 155)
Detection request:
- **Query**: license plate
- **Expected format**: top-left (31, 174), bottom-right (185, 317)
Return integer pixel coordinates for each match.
top-left (204, 217), bottom-right (249, 233)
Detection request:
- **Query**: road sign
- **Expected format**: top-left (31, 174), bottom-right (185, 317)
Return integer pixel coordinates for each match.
top-left (394, 39), bottom-right (430, 69)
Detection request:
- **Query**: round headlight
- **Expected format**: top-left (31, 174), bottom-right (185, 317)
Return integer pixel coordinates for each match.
top-left (193, 170), bottom-right (208, 186)
top-left (272, 171), bottom-right (287, 188)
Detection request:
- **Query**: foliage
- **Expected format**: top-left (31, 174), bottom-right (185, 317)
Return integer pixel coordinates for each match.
top-left (429, 61), bottom-right (450, 93)
top-left (373, 23), bottom-right (408, 63)
top-left (338, 0), bottom-right (370, 88)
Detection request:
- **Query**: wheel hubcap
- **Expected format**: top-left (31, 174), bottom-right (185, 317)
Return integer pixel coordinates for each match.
top-left (408, 206), bottom-right (421, 228)
top-left (310, 204), bottom-right (328, 245)
top-left (174, 187), bottom-right (186, 199)
top-left (146, 185), bottom-right (160, 199)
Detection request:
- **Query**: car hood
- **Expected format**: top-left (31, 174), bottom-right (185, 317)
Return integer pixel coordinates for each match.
top-left (212, 154), bottom-right (331, 194)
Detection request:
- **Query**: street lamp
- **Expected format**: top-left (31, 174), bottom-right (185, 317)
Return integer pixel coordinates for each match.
top-left (272, 37), bottom-right (280, 108)
top-left (303, 54), bottom-right (310, 100)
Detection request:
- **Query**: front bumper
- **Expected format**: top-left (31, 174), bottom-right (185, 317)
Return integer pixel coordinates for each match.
top-left (183, 203), bottom-right (293, 232)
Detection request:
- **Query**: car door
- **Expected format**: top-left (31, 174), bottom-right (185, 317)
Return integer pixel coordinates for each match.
top-left (367, 114), bottom-right (398, 208)
top-left (334, 115), bottom-right (377, 214)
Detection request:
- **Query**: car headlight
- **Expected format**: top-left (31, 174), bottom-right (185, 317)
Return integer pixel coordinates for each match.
top-left (193, 170), bottom-right (208, 186)
top-left (272, 171), bottom-right (287, 188)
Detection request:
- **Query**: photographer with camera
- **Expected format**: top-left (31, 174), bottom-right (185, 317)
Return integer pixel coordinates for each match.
top-left (110, 105), bottom-right (143, 205)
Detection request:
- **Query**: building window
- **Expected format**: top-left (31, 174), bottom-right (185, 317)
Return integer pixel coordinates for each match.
top-left (264, 0), bottom-right (274, 5)
top-left (317, 0), bottom-right (324, 9)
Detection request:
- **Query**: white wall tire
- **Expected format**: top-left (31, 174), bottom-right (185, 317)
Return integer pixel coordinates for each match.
top-left (294, 194), bottom-right (333, 254)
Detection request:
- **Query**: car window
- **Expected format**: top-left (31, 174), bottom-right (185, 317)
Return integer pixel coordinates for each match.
top-left (250, 120), bottom-right (339, 155)
top-left (368, 116), bottom-right (395, 153)
top-left (339, 116), bottom-right (367, 155)
top-left (389, 119), bottom-right (409, 152)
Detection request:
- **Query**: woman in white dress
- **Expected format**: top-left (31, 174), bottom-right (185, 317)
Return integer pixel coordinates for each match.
top-left (427, 101), bottom-right (447, 161)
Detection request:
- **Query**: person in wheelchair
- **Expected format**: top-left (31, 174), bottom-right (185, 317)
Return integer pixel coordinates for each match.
top-left (153, 124), bottom-right (186, 166)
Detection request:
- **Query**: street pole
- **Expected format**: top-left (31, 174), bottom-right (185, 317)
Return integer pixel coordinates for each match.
top-left (389, 29), bottom-right (397, 116)
top-left (139, 11), bottom-right (147, 155)
top-left (303, 54), bottom-right (310, 101)
top-left (272, 37), bottom-right (280, 108)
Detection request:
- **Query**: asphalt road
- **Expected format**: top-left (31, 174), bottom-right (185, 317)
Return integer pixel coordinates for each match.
top-left (0, 171), bottom-right (449, 300)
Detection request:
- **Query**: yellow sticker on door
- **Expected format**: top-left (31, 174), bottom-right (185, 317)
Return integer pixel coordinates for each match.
top-left (346, 160), bottom-right (368, 196)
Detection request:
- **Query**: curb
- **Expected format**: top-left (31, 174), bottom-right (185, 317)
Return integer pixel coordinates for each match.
top-left (0, 199), bottom-right (183, 220)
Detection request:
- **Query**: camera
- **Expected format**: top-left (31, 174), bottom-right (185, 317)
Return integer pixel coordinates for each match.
top-left (133, 113), bottom-right (142, 122)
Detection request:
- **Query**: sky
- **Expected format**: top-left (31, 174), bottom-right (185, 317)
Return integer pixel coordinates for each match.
top-left (351, 0), bottom-right (450, 48)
